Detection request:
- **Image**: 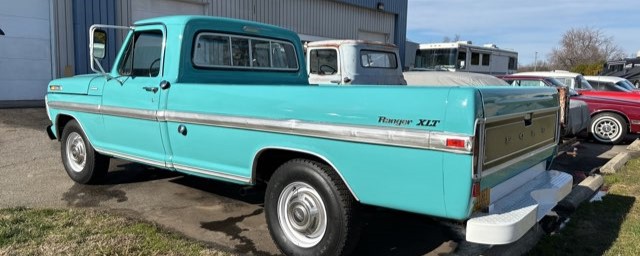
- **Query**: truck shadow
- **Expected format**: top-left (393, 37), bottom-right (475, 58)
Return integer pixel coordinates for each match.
top-left (169, 175), bottom-right (457, 255)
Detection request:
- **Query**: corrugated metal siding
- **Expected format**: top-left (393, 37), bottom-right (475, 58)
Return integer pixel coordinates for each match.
top-left (52, 0), bottom-right (75, 78)
top-left (72, 0), bottom-right (117, 75)
top-left (93, 0), bottom-right (409, 70)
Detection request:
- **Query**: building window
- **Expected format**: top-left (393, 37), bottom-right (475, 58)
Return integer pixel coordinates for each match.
top-left (471, 52), bottom-right (480, 66)
top-left (508, 57), bottom-right (517, 70)
top-left (193, 32), bottom-right (298, 71)
top-left (482, 53), bottom-right (490, 66)
top-left (309, 49), bottom-right (338, 75)
top-left (360, 50), bottom-right (397, 69)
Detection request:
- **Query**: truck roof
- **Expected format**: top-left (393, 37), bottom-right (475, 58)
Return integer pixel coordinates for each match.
top-left (307, 40), bottom-right (397, 49)
top-left (134, 15), bottom-right (298, 39)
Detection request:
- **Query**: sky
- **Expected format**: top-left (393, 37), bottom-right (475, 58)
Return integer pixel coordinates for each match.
top-left (406, 0), bottom-right (639, 65)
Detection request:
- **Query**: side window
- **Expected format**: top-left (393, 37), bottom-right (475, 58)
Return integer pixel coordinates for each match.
top-left (192, 32), bottom-right (298, 71)
top-left (118, 31), bottom-right (163, 77)
top-left (482, 53), bottom-right (490, 66)
top-left (271, 42), bottom-right (297, 69)
top-left (471, 52), bottom-right (480, 66)
top-left (309, 49), bottom-right (338, 75)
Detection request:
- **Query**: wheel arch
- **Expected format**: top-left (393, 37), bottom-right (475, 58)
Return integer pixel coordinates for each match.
top-left (252, 147), bottom-right (360, 201)
top-left (591, 110), bottom-right (630, 130)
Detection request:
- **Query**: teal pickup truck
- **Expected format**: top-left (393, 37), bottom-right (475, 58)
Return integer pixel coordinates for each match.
top-left (45, 16), bottom-right (572, 255)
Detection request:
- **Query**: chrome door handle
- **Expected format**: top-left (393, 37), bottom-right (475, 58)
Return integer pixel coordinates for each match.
top-left (143, 86), bottom-right (158, 93)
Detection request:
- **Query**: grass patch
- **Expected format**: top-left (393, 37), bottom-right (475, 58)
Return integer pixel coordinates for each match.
top-left (529, 158), bottom-right (640, 256)
top-left (0, 207), bottom-right (229, 255)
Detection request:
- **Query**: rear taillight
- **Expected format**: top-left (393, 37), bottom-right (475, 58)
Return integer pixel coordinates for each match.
top-left (446, 138), bottom-right (466, 149)
top-left (472, 182), bottom-right (481, 198)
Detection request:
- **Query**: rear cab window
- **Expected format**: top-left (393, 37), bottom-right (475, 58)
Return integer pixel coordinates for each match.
top-left (360, 50), bottom-right (397, 69)
top-left (192, 32), bottom-right (298, 71)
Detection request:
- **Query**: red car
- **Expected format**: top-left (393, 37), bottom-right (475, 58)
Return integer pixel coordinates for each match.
top-left (500, 75), bottom-right (640, 144)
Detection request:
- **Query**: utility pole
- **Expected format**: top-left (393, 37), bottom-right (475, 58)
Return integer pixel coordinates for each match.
top-left (534, 51), bottom-right (538, 71)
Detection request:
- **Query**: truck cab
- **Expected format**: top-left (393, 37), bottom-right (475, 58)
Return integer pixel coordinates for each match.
top-left (306, 40), bottom-right (406, 85)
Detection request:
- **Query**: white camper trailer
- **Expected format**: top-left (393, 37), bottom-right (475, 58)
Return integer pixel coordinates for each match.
top-left (414, 41), bottom-right (518, 75)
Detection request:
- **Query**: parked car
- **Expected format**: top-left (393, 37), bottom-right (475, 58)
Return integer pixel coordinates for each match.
top-left (501, 75), bottom-right (639, 144)
top-left (513, 70), bottom-right (640, 109)
top-left (584, 76), bottom-right (638, 92)
top-left (499, 75), bottom-right (590, 137)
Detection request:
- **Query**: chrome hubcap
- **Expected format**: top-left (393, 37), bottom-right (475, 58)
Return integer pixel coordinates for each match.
top-left (277, 182), bottom-right (327, 248)
top-left (65, 132), bottom-right (86, 172)
top-left (595, 118), bottom-right (620, 140)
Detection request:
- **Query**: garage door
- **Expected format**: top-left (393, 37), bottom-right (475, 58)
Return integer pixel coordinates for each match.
top-left (0, 0), bottom-right (52, 101)
top-left (358, 30), bottom-right (389, 44)
top-left (132, 0), bottom-right (206, 21)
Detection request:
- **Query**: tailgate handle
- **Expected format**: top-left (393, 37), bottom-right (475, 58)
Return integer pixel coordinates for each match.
top-left (524, 113), bottom-right (533, 126)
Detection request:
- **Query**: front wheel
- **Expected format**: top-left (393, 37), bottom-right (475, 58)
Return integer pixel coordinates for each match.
top-left (265, 159), bottom-right (360, 256)
top-left (590, 113), bottom-right (628, 144)
top-left (60, 120), bottom-right (109, 184)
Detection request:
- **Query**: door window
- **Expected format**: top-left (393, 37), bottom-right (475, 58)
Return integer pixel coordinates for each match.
top-left (309, 49), bottom-right (338, 75)
top-left (118, 31), bottom-right (163, 77)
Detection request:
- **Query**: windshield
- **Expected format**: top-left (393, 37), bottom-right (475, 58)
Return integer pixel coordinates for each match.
top-left (576, 76), bottom-right (594, 90)
top-left (415, 49), bottom-right (457, 70)
top-left (617, 80), bottom-right (636, 91)
top-left (546, 77), bottom-right (580, 96)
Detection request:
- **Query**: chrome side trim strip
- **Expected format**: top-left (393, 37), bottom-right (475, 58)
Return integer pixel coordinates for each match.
top-left (95, 147), bottom-right (167, 169)
top-left (162, 110), bottom-right (472, 153)
top-left (49, 101), bottom-right (100, 114)
top-left (173, 164), bottom-right (251, 183)
top-left (49, 101), bottom-right (473, 153)
top-left (101, 105), bottom-right (157, 121)
top-left (481, 143), bottom-right (556, 178)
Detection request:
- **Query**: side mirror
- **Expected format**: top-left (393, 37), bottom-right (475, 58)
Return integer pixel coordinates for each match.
top-left (92, 29), bottom-right (107, 59)
top-left (0, 28), bottom-right (5, 36)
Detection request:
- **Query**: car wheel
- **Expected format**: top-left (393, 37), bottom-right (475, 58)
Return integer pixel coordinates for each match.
top-left (590, 113), bottom-right (627, 144)
top-left (265, 159), bottom-right (361, 256)
top-left (60, 120), bottom-right (109, 184)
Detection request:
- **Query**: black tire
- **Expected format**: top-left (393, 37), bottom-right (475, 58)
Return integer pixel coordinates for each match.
top-left (589, 112), bottom-right (627, 144)
top-left (60, 120), bottom-right (109, 184)
top-left (265, 159), bottom-right (360, 256)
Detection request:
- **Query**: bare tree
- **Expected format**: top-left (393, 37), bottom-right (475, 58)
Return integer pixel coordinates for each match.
top-left (443, 34), bottom-right (461, 43)
top-left (549, 27), bottom-right (625, 71)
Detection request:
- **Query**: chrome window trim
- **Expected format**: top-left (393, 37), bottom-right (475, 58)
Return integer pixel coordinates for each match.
top-left (48, 101), bottom-right (474, 154)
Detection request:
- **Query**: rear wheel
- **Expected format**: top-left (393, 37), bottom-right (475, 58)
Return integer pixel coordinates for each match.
top-left (60, 120), bottom-right (109, 184)
top-left (590, 113), bottom-right (627, 144)
top-left (265, 159), bottom-right (360, 256)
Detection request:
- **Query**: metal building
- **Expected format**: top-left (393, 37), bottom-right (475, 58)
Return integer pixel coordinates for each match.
top-left (0, 0), bottom-right (408, 105)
